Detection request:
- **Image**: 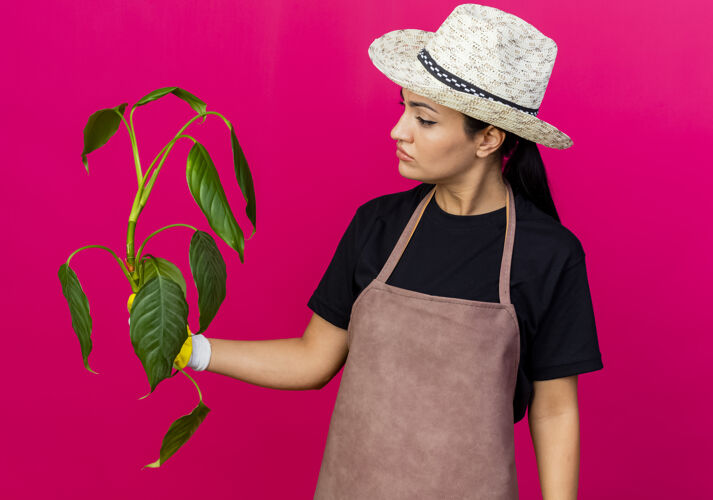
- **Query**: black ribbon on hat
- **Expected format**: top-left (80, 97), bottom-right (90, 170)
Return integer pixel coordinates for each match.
top-left (417, 48), bottom-right (539, 117)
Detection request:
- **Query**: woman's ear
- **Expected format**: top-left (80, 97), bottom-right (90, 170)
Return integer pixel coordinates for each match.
top-left (475, 125), bottom-right (506, 159)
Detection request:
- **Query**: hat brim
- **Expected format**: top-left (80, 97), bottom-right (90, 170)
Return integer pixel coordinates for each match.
top-left (368, 29), bottom-right (573, 150)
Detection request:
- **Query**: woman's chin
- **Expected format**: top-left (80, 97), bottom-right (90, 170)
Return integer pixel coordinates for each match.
top-left (397, 161), bottom-right (419, 180)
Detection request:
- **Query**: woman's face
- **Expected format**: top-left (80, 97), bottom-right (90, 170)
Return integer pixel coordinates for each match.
top-left (391, 88), bottom-right (503, 184)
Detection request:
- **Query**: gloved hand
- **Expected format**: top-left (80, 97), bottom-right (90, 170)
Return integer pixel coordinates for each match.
top-left (127, 293), bottom-right (194, 370)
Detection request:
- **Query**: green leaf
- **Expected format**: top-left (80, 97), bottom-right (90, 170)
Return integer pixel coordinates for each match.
top-left (142, 401), bottom-right (210, 469)
top-left (57, 263), bottom-right (97, 374)
top-left (129, 258), bottom-right (189, 394)
top-left (138, 255), bottom-right (187, 298)
top-left (186, 142), bottom-right (245, 262)
top-left (189, 231), bottom-right (227, 334)
top-left (81, 103), bottom-right (128, 174)
top-left (134, 87), bottom-right (207, 118)
top-left (229, 122), bottom-right (256, 240)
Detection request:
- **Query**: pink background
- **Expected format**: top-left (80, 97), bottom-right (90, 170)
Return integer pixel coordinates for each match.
top-left (2, 0), bottom-right (710, 498)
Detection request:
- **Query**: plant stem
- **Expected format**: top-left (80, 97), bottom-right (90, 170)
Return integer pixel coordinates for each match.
top-left (142, 141), bottom-right (172, 186)
top-left (140, 110), bottom-right (232, 200)
top-left (118, 107), bottom-right (145, 272)
top-left (67, 244), bottom-right (136, 290)
top-left (129, 106), bottom-right (144, 186)
top-left (116, 109), bottom-right (143, 188)
top-left (177, 366), bottom-right (203, 403)
top-left (135, 223), bottom-right (198, 264)
top-left (137, 134), bottom-right (197, 211)
top-left (122, 109), bottom-right (232, 274)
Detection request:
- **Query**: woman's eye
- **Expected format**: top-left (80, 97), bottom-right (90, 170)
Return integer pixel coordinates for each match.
top-left (398, 100), bottom-right (435, 126)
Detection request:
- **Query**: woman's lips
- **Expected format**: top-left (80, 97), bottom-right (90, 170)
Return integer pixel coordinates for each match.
top-left (396, 147), bottom-right (414, 161)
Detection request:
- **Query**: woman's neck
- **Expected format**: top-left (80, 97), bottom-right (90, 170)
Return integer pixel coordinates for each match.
top-left (433, 172), bottom-right (507, 216)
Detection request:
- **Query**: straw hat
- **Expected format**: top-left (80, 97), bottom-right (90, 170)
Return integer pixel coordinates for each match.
top-left (368, 3), bottom-right (572, 149)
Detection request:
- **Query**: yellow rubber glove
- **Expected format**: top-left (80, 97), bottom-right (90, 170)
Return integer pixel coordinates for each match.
top-left (174, 326), bottom-right (193, 370)
top-left (127, 293), bottom-right (193, 370)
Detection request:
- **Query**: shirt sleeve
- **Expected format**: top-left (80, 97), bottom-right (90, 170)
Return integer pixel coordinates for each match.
top-left (307, 206), bottom-right (363, 330)
top-left (529, 255), bottom-right (604, 380)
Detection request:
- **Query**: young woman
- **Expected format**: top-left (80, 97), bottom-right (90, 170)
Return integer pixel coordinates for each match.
top-left (184, 4), bottom-right (603, 499)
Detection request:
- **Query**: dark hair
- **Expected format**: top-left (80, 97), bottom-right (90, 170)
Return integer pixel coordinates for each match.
top-left (462, 114), bottom-right (560, 223)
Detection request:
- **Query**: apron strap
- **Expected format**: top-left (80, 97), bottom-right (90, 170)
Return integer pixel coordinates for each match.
top-left (499, 178), bottom-right (516, 305)
top-left (376, 179), bottom-right (516, 306)
top-left (375, 186), bottom-right (436, 284)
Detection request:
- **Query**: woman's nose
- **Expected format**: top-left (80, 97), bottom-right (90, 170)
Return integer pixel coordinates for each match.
top-left (390, 114), bottom-right (411, 142)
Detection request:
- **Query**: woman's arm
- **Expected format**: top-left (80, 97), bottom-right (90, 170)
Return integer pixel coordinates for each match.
top-left (205, 312), bottom-right (349, 391)
top-left (528, 375), bottom-right (580, 500)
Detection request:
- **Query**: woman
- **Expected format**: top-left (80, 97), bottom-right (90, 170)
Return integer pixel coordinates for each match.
top-left (185, 4), bottom-right (603, 499)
